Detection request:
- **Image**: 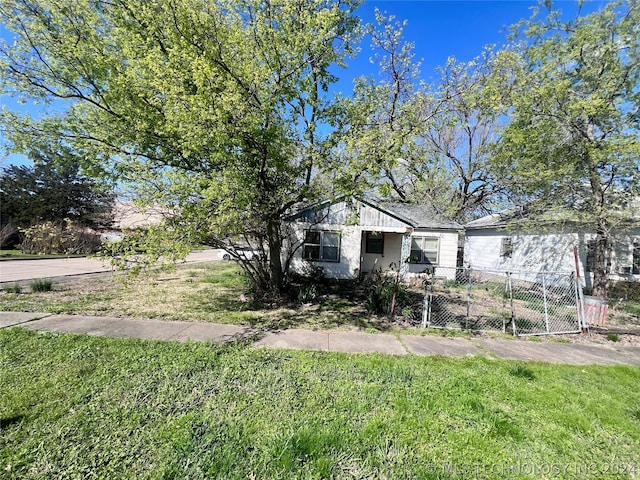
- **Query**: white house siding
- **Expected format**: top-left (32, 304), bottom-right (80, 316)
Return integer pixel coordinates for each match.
top-left (358, 203), bottom-right (412, 229)
top-left (286, 223), bottom-right (361, 279)
top-left (284, 199), bottom-right (461, 281)
top-left (407, 230), bottom-right (459, 279)
top-left (464, 227), bottom-right (640, 287)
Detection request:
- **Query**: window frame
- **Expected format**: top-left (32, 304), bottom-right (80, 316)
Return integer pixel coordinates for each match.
top-left (500, 237), bottom-right (514, 258)
top-left (365, 232), bottom-right (384, 254)
top-left (408, 236), bottom-right (439, 265)
top-left (302, 230), bottom-right (341, 263)
top-left (632, 240), bottom-right (640, 275)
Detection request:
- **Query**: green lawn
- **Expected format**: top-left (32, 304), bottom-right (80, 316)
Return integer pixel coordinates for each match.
top-left (1, 328), bottom-right (639, 479)
top-left (0, 262), bottom-right (396, 331)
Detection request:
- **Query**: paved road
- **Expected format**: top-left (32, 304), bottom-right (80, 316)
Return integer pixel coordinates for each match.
top-left (2, 312), bottom-right (640, 366)
top-left (0, 249), bottom-right (222, 283)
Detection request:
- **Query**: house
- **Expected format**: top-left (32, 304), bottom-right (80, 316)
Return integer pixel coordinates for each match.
top-left (284, 198), bottom-right (462, 280)
top-left (463, 210), bottom-right (640, 289)
top-left (100, 201), bottom-right (170, 241)
top-left (111, 201), bottom-right (168, 230)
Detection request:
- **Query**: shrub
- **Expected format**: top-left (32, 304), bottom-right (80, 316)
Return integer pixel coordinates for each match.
top-left (30, 278), bottom-right (53, 292)
top-left (363, 270), bottom-right (408, 316)
top-left (0, 222), bottom-right (19, 249)
top-left (21, 220), bottom-right (102, 255)
top-left (3, 283), bottom-right (22, 294)
top-left (609, 281), bottom-right (640, 301)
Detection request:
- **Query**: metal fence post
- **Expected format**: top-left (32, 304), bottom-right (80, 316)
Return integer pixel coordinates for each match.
top-left (422, 272), bottom-right (433, 329)
top-left (507, 272), bottom-right (517, 336)
top-left (542, 273), bottom-right (550, 333)
top-left (466, 267), bottom-right (472, 330)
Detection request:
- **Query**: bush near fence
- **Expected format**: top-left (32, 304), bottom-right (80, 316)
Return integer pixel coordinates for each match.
top-left (609, 281), bottom-right (640, 301)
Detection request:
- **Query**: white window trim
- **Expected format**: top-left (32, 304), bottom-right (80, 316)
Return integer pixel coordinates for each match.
top-left (409, 236), bottom-right (439, 265)
top-left (302, 230), bottom-right (341, 263)
top-left (500, 237), bottom-right (514, 258)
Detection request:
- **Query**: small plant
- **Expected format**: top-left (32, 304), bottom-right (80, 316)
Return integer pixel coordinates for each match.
top-left (509, 363), bottom-right (536, 381)
top-left (606, 333), bottom-right (620, 342)
top-left (363, 269), bottom-right (408, 316)
top-left (4, 283), bottom-right (22, 294)
top-left (400, 306), bottom-right (415, 320)
top-left (30, 278), bottom-right (53, 292)
top-left (297, 283), bottom-right (319, 303)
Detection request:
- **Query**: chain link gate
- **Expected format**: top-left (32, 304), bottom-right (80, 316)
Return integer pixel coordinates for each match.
top-left (421, 267), bottom-right (582, 336)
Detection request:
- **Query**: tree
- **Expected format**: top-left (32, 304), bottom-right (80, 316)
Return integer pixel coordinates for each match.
top-left (0, 148), bottom-right (114, 229)
top-left (491, 1), bottom-right (640, 297)
top-left (333, 12), bottom-right (505, 223)
top-left (412, 52), bottom-right (507, 222)
top-left (331, 10), bottom-right (431, 201)
top-left (0, 0), bottom-right (361, 294)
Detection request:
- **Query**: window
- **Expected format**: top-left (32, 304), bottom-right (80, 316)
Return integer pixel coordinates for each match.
top-left (365, 232), bottom-right (384, 254)
top-left (303, 230), bottom-right (340, 262)
top-left (500, 237), bottom-right (513, 258)
top-left (409, 237), bottom-right (439, 264)
top-left (633, 241), bottom-right (640, 275)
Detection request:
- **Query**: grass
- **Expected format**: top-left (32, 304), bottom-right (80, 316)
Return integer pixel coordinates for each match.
top-left (2, 283), bottom-right (22, 294)
top-left (0, 262), bottom-right (395, 332)
top-left (623, 301), bottom-right (640, 316)
top-left (0, 249), bottom-right (83, 260)
top-left (1, 328), bottom-right (639, 479)
top-left (29, 278), bottom-right (53, 292)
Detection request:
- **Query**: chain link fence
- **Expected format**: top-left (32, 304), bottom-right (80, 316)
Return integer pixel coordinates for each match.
top-left (420, 267), bottom-right (582, 336)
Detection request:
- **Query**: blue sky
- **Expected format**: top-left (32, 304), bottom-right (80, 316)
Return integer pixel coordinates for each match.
top-left (0, 0), bottom-right (606, 167)
top-left (344, 0), bottom-right (538, 88)
top-left (346, 0), bottom-right (606, 85)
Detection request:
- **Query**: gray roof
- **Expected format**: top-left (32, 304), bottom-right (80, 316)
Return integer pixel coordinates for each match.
top-left (464, 211), bottom-right (515, 230)
top-left (465, 199), bottom-right (640, 230)
top-left (364, 199), bottom-right (462, 230)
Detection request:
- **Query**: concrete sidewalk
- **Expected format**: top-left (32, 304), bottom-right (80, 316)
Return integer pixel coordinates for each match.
top-left (2, 311), bottom-right (640, 366)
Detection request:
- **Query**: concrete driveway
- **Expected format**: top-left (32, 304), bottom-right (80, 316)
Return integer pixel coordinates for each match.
top-left (0, 249), bottom-right (222, 284)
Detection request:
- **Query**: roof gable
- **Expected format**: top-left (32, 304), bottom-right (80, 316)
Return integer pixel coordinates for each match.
top-left (286, 197), bottom-right (462, 230)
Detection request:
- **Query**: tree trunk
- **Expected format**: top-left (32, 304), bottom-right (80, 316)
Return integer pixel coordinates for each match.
top-left (591, 227), bottom-right (611, 298)
top-left (267, 219), bottom-right (285, 293)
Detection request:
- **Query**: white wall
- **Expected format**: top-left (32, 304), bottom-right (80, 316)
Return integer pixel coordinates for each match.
top-left (286, 223), bottom-right (362, 280)
top-left (464, 228), bottom-right (640, 285)
top-left (406, 230), bottom-right (459, 277)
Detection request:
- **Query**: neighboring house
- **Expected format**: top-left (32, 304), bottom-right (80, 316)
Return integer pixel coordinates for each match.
top-left (284, 198), bottom-right (462, 280)
top-left (101, 202), bottom-right (170, 241)
top-left (111, 202), bottom-right (168, 230)
top-left (464, 211), bottom-right (640, 289)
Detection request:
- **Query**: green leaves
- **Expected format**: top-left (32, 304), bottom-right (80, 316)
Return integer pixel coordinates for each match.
top-left (491, 0), bottom-right (640, 295)
top-left (0, 0), bottom-right (362, 293)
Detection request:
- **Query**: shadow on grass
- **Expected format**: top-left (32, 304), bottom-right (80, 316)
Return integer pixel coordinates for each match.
top-left (0, 414), bottom-right (24, 428)
top-left (184, 273), bottom-right (422, 332)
